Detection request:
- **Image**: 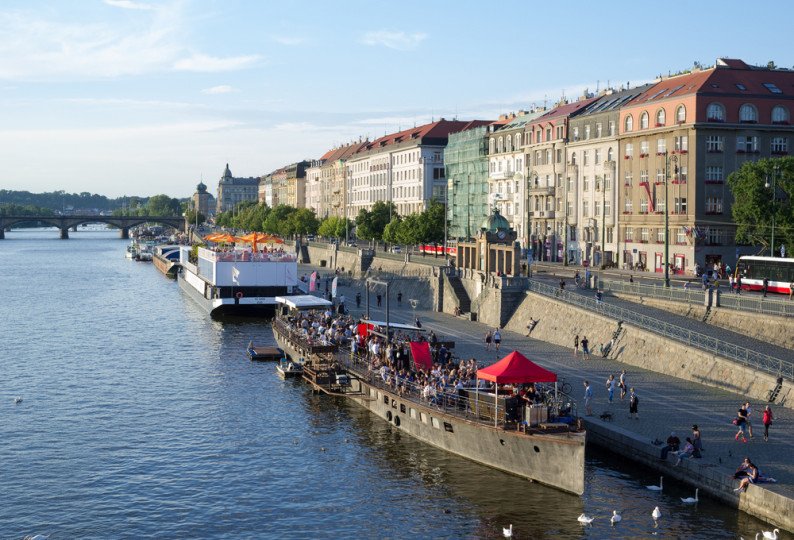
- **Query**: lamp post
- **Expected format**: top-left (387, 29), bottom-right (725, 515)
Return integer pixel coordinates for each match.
top-left (664, 151), bottom-right (678, 287)
top-left (765, 165), bottom-right (779, 257)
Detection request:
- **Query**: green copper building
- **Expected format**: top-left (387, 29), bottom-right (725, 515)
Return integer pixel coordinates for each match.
top-left (445, 125), bottom-right (491, 241)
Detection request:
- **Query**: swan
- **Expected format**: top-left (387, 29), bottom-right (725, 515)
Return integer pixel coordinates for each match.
top-left (761, 529), bottom-right (779, 540)
top-left (646, 476), bottom-right (663, 491)
top-left (577, 513), bottom-right (594, 524)
top-left (502, 524), bottom-right (513, 538)
top-left (610, 510), bottom-right (622, 524)
top-left (652, 506), bottom-right (662, 521)
top-left (681, 488), bottom-right (699, 504)
top-left (23, 535), bottom-right (48, 540)
top-left (14, 396), bottom-right (22, 404)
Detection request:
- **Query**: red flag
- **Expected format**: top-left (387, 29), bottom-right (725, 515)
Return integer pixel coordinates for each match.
top-left (309, 271), bottom-right (317, 292)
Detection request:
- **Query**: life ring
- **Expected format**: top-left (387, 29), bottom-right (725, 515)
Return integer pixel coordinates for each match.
top-left (235, 292), bottom-right (244, 299)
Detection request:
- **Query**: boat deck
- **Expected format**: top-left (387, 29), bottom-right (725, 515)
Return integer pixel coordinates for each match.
top-left (247, 346), bottom-right (284, 361)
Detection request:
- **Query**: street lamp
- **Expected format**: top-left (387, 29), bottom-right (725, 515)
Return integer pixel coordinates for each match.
top-left (664, 151), bottom-right (678, 288)
top-left (765, 165), bottom-right (779, 257)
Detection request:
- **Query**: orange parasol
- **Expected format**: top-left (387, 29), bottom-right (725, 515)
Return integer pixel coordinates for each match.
top-left (204, 233), bottom-right (239, 244)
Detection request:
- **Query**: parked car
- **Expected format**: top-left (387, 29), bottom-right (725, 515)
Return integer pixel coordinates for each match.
top-left (390, 246), bottom-right (402, 253)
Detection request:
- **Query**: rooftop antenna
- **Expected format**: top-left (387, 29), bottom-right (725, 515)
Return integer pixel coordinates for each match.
top-left (596, 80), bottom-right (600, 92)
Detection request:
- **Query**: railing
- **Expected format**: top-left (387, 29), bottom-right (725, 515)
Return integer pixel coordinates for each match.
top-left (601, 279), bottom-right (794, 317)
top-left (199, 247), bottom-right (296, 263)
top-left (527, 279), bottom-right (794, 381)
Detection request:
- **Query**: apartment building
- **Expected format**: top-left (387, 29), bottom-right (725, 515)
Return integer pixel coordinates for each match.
top-left (216, 163), bottom-right (259, 213)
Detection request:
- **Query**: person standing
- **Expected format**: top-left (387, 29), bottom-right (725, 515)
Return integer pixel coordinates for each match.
top-left (628, 388), bottom-right (639, 419)
top-left (583, 380), bottom-right (593, 416)
top-left (376, 293), bottom-right (382, 307)
top-left (493, 328), bottom-right (502, 351)
top-left (735, 403), bottom-right (749, 443)
top-left (763, 405), bottom-right (774, 441)
top-left (729, 274), bottom-right (735, 293)
top-left (484, 330), bottom-right (493, 351)
top-left (573, 334), bottom-right (580, 357)
top-left (606, 374), bottom-right (617, 403)
top-left (691, 424), bottom-right (703, 457)
top-left (762, 277), bottom-right (769, 298)
top-left (355, 292), bottom-right (361, 308)
top-left (744, 401), bottom-right (755, 439)
top-left (397, 292), bottom-right (403, 306)
top-left (789, 281), bottom-right (794, 301)
top-left (619, 370), bottom-right (627, 400)
top-left (581, 336), bottom-right (590, 359)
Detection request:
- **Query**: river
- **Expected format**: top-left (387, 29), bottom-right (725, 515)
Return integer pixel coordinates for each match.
top-left (0, 229), bottom-right (776, 539)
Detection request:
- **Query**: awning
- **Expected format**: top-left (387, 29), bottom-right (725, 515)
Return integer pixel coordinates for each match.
top-left (361, 319), bottom-right (424, 331)
top-left (409, 341), bottom-right (432, 371)
top-left (274, 295), bottom-right (333, 310)
top-left (477, 351), bottom-right (557, 384)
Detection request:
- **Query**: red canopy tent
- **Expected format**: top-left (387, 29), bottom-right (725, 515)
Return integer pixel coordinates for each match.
top-left (476, 351), bottom-right (558, 426)
top-left (477, 351), bottom-right (557, 384)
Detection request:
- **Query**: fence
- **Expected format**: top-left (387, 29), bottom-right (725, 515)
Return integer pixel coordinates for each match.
top-left (528, 279), bottom-right (794, 381)
top-left (600, 279), bottom-right (794, 317)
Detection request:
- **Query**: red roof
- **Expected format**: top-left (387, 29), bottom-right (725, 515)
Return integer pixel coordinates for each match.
top-left (477, 351), bottom-right (557, 384)
top-left (319, 140), bottom-right (369, 163)
top-left (355, 119), bottom-right (492, 154)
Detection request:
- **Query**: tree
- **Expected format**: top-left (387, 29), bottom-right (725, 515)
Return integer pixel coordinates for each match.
top-left (727, 157), bottom-right (794, 253)
top-left (263, 205), bottom-right (297, 236)
top-left (318, 215), bottom-right (349, 239)
top-left (355, 201), bottom-right (396, 242)
top-left (146, 194), bottom-right (181, 216)
top-left (288, 208), bottom-right (320, 237)
top-left (382, 217), bottom-right (402, 245)
top-left (184, 208), bottom-right (206, 225)
top-left (421, 199), bottom-right (446, 243)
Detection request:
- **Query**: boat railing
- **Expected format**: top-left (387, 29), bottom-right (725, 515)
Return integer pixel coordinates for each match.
top-left (272, 318), bottom-right (340, 356)
top-left (336, 347), bottom-right (577, 431)
top-left (199, 247), bottom-right (297, 263)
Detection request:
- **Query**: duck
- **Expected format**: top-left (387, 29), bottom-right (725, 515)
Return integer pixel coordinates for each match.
top-left (681, 488), bottom-right (699, 504)
top-left (502, 524), bottom-right (513, 538)
top-left (646, 476), bottom-right (663, 491)
top-left (652, 506), bottom-right (662, 522)
top-left (577, 513), bottom-right (595, 525)
top-left (14, 396), bottom-right (23, 404)
top-left (610, 510), bottom-right (622, 524)
top-left (761, 529), bottom-right (779, 540)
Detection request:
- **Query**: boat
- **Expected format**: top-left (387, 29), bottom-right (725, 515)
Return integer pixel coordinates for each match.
top-left (276, 357), bottom-right (304, 379)
top-left (125, 242), bottom-right (138, 260)
top-left (153, 245), bottom-right (182, 278)
top-left (271, 301), bottom-right (586, 496)
top-left (246, 341), bottom-right (285, 361)
top-left (177, 244), bottom-right (299, 317)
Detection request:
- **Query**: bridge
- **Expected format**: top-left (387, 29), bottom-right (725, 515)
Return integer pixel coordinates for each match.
top-left (0, 215), bottom-right (185, 239)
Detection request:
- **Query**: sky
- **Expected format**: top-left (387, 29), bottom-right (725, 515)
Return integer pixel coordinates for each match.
top-left (0, 0), bottom-right (792, 199)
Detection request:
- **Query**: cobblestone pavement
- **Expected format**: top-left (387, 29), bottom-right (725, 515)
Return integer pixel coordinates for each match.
top-left (531, 273), bottom-right (794, 364)
top-left (303, 264), bottom-right (794, 501)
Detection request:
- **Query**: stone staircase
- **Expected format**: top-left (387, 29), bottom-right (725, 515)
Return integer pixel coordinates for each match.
top-left (446, 275), bottom-right (471, 314)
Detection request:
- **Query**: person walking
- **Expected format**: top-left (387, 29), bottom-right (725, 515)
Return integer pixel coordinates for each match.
top-left (789, 281), bottom-right (794, 301)
top-left (355, 292), bottom-right (361, 308)
top-left (376, 293), bottom-right (382, 307)
top-left (573, 334), bottom-right (580, 357)
top-left (493, 328), bottom-right (502, 351)
top-left (484, 330), bottom-right (493, 351)
top-left (744, 401), bottom-right (755, 438)
top-left (735, 403), bottom-right (749, 443)
top-left (397, 292), bottom-right (403, 306)
top-left (581, 336), bottom-right (590, 359)
top-left (606, 374), bottom-right (616, 404)
top-left (763, 405), bottom-right (774, 441)
top-left (628, 388), bottom-right (639, 419)
top-left (762, 277), bottom-right (769, 298)
top-left (583, 381), bottom-right (593, 416)
top-left (691, 424), bottom-right (703, 457)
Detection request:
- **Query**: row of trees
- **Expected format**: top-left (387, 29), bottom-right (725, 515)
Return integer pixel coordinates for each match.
top-left (728, 157), bottom-right (793, 254)
top-left (0, 203), bottom-right (56, 217)
top-left (214, 202), bottom-right (321, 237)
top-left (111, 194), bottom-right (183, 217)
top-left (0, 190), bottom-right (189, 215)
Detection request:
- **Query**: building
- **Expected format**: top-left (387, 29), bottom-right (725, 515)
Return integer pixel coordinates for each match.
top-left (258, 173), bottom-right (273, 207)
top-left (617, 58), bottom-right (794, 274)
top-left (216, 163), bottom-right (259, 213)
top-left (191, 180), bottom-right (215, 218)
top-left (565, 84), bottom-right (652, 266)
top-left (487, 110), bottom-right (545, 245)
top-left (270, 167), bottom-right (288, 208)
top-left (347, 119), bottom-right (491, 218)
top-left (285, 161), bottom-right (310, 209)
top-left (524, 96), bottom-right (599, 262)
top-left (445, 124), bottom-right (491, 241)
top-left (305, 142), bottom-right (367, 219)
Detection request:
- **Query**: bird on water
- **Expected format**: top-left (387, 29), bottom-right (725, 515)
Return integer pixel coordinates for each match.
top-left (502, 524), bottom-right (512, 538)
top-left (646, 476), bottom-right (663, 491)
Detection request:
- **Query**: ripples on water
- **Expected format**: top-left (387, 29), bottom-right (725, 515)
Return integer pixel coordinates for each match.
top-left (0, 229), bottom-right (780, 539)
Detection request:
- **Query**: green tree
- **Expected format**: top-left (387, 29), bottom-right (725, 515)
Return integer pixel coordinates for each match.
top-left (421, 199), bottom-right (446, 243)
top-left (355, 201), bottom-right (396, 243)
top-left (263, 205), bottom-right (297, 236)
top-left (146, 194), bottom-right (181, 216)
top-left (288, 208), bottom-right (320, 237)
top-left (318, 215), bottom-right (349, 239)
top-left (184, 208), bottom-right (206, 225)
top-left (396, 214), bottom-right (422, 246)
top-left (727, 157), bottom-right (794, 253)
top-left (382, 217), bottom-right (402, 245)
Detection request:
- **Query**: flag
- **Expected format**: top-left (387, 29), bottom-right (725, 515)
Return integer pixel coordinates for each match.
top-left (232, 267), bottom-right (240, 284)
top-left (309, 271), bottom-right (317, 292)
top-left (332, 276), bottom-right (338, 298)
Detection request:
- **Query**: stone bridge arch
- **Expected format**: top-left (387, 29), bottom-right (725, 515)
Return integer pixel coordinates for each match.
top-left (0, 215), bottom-right (185, 239)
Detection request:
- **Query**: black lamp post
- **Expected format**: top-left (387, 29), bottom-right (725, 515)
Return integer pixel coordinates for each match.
top-left (765, 165), bottom-right (779, 257)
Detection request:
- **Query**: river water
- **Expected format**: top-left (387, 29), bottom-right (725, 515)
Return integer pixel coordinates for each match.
top-left (0, 229), bottom-right (778, 539)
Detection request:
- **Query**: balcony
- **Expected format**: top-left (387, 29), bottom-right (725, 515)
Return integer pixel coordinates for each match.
top-left (529, 185), bottom-right (555, 195)
top-left (533, 210), bottom-right (556, 219)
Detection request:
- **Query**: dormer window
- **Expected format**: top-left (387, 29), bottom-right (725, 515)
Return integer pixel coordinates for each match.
top-left (739, 104), bottom-right (758, 123)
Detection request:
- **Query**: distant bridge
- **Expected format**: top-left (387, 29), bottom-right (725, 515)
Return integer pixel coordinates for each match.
top-left (0, 215), bottom-right (185, 239)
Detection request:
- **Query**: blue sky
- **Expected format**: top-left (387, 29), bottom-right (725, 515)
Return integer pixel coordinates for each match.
top-left (0, 0), bottom-right (791, 198)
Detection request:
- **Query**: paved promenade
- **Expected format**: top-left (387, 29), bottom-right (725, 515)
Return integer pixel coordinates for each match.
top-left (305, 265), bottom-right (794, 508)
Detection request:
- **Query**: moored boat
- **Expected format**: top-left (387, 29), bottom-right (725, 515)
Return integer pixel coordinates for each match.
top-left (276, 357), bottom-right (304, 379)
top-left (246, 342), bottom-right (284, 361)
top-left (153, 245), bottom-right (182, 278)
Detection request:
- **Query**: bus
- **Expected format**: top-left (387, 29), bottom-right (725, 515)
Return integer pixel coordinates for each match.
top-left (735, 256), bottom-right (794, 294)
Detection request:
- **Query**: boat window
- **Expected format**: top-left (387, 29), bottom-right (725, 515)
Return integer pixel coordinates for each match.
top-left (384, 395), bottom-right (389, 405)
top-left (391, 399), bottom-right (397, 409)
top-left (400, 404), bottom-right (406, 414)
top-left (431, 417), bottom-right (441, 429)
top-left (443, 422), bottom-right (454, 433)
top-left (410, 408), bottom-right (417, 419)
top-left (420, 412), bottom-right (428, 424)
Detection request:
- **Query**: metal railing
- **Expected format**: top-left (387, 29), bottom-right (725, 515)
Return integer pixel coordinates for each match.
top-left (528, 279), bottom-right (794, 381)
top-left (601, 279), bottom-right (794, 317)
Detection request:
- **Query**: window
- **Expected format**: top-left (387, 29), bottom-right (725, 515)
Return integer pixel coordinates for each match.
top-left (625, 227), bottom-right (634, 241)
top-left (585, 125), bottom-right (591, 139)
top-left (596, 123), bottom-right (603, 137)
top-left (545, 149), bottom-right (552, 163)
top-left (763, 82), bottom-right (783, 94)
top-left (515, 133), bottom-right (522, 148)
top-left (674, 136), bottom-right (688, 152)
top-left (772, 106), bottom-right (789, 124)
top-left (705, 196), bottom-right (723, 214)
top-left (640, 170), bottom-right (649, 184)
top-left (582, 200), bottom-right (589, 217)
top-left (640, 198), bottom-right (648, 213)
top-left (707, 103), bottom-right (725, 122)
top-left (570, 152), bottom-right (576, 165)
top-left (676, 105), bottom-right (686, 123)
top-left (657, 228), bottom-right (665, 243)
top-left (678, 166), bottom-right (688, 183)
top-left (497, 137), bottom-right (503, 153)
top-left (657, 138), bottom-right (667, 154)
top-left (641, 228), bottom-right (649, 242)
top-left (739, 104), bottom-right (758, 123)
top-left (625, 115), bottom-right (633, 132)
top-left (556, 126), bottom-right (564, 139)
top-left (607, 227), bottom-right (614, 243)
top-left (573, 127), bottom-right (580, 140)
top-left (567, 201), bottom-right (574, 217)
top-left (583, 176), bottom-right (589, 191)
top-left (624, 170), bottom-right (633, 186)
top-left (656, 109), bottom-right (666, 126)
top-left (736, 136), bottom-right (758, 153)
top-left (546, 128), bottom-right (552, 141)
top-left (489, 139), bottom-right (495, 154)
top-left (625, 143), bottom-right (634, 158)
top-left (609, 121), bottom-right (616, 136)
top-left (556, 149), bottom-right (563, 163)
top-left (677, 227), bottom-right (686, 244)
top-left (771, 137), bottom-right (788, 154)
top-left (595, 149), bottom-right (601, 164)
top-left (607, 147), bottom-right (614, 162)
top-left (556, 174), bottom-right (563, 187)
top-left (640, 111), bottom-right (649, 129)
top-left (595, 200), bottom-right (601, 216)
top-left (505, 136), bottom-right (512, 152)
top-left (675, 197), bottom-right (687, 214)
top-left (657, 196), bottom-right (665, 213)
top-left (656, 168), bottom-right (664, 183)
top-left (706, 166), bottom-right (723, 182)
top-left (583, 151), bottom-right (589, 166)
top-left (624, 198), bottom-right (633, 213)
top-left (604, 200), bottom-right (611, 216)
top-left (567, 176), bottom-right (574, 190)
top-left (640, 141), bottom-right (649, 156)
top-left (604, 174), bottom-right (611, 190)
top-left (706, 136), bottom-right (724, 152)
top-left (707, 228), bottom-right (724, 245)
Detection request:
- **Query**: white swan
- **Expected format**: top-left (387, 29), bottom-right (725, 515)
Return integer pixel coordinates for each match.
top-left (577, 513), bottom-right (594, 524)
top-left (502, 524), bottom-right (513, 538)
top-left (646, 476), bottom-right (663, 491)
top-left (14, 396), bottom-right (22, 404)
top-left (761, 529), bottom-right (779, 540)
top-left (652, 506), bottom-right (662, 521)
top-left (610, 510), bottom-right (622, 524)
top-left (681, 488), bottom-right (699, 504)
